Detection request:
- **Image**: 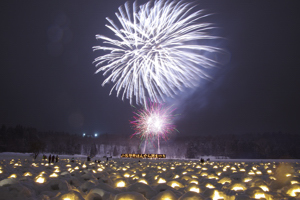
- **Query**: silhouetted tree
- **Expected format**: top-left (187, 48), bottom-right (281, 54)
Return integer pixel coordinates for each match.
top-left (113, 146), bottom-right (118, 156)
top-left (29, 136), bottom-right (45, 159)
top-left (90, 143), bottom-right (97, 158)
top-left (185, 141), bottom-right (196, 159)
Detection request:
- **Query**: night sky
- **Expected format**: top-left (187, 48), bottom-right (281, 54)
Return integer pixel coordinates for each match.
top-left (1, 0), bottom-right (299, 136)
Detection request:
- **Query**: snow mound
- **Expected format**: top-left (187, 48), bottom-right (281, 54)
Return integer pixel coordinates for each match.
top-left (1, 153), bottom-right (300, 199)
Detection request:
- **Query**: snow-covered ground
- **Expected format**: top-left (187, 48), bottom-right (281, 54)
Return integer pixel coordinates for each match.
top-left (0, 152), bottom-right (300, 200)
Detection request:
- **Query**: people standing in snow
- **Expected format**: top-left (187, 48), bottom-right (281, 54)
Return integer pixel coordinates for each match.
top-left (48, 154), bottom-right (51, 164)
top-left (55, 155), bottom-right (58, 162)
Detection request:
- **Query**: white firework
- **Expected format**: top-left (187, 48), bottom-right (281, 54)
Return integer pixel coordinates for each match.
top-left (93, 0), bottom-right (221, 105)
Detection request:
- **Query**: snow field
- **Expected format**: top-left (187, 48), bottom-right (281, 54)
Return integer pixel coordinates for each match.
top-left (0, 153), bottom-right (300, 200)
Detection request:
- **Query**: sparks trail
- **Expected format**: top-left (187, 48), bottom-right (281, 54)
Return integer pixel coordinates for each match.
top-left (93, 0), bottom-right (222, 105)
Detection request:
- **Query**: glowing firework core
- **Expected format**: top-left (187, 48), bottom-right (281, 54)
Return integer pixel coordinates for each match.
top-left (131, 103), bottom-right (177, 153)
top-left (147, 114), bottom-right (163, 134)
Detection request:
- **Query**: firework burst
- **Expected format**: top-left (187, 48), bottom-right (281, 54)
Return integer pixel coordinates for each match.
top-left (93, 0), bottom-right (221, 105)
top-left (130, 102), bottom-right (177, 153)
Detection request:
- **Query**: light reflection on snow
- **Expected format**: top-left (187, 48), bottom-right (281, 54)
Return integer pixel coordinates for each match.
top-left (116, 180), bottom-right (126, 187)
top-left (35, 176), bottom-right (45, 183)
top-left (0, 154), bottom-right (300, 199)
top-left (8, 174), bottom-right (17, 178)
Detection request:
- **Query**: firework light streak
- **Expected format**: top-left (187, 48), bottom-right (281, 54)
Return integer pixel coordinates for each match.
top-left (93, 0), bottom-right (221, 105)
top-left (130, 102), bottom-right (177, 153)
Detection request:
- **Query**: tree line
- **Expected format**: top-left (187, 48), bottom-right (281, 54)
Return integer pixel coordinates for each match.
top-left (0, 125), bottom-right (299, 159)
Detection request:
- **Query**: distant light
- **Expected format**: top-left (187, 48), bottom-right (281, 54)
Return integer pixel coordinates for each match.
top-left (259, 185), bottom-right (269, 192)
top-left (157, 178), bottom-right (166, 184)
top-left (190, 180), bottom-right (199, 185)
top-left (23, 172), bottom-right (32, 177)
top-left (49, 173), bottom-right (58, 178)
top-left (8, 174), bottom-right (17, 178)
top-left (213, 190), bottom-right (224, 200)
top-left (94, 133), bottom-right (98, 137)
top-left (83, 133), bottom-right (86, 137)
top-left (116, 180), bottom-right (126, 187)
top-left (287, 186), bottom-right (300, 197)
top-left (97, 168), bottom-right (103, 171)
top-left (189, 186), bottom-right (200, 193)
top-left (36, 177), bottom-right (45, 183)
top-left (138, 179), bottom-right (148, 185)
top-left (254, 193), bottom-right (266, 199)
top-left (206, 183), bottom-right (215, 189)
top-left (232, 186), bottom-right (245, 191)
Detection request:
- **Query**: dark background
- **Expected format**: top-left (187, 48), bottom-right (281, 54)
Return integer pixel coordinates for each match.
top-left (1, 0), bottom-right (299, 136)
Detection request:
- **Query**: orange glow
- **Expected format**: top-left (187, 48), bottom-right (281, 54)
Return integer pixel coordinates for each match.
top-left (49, 173), bottom-right (58, 178)
top-left (8, 174), bottom-right (17, 178)
top-left (36, 177), bottom-right (45, 183)
top-left (189, 186), bottom-right (200, 193)
top-left (158, 178), bottom-right (166, 184)
top-left (287, 187), bottom-right (300, 197)
top-left (23, 172), bottom-right (32, 177)
top-left (116, 180), bottom-right (126, 187)
top-left (138, 179), bottom-right (148, 184)
top-left (254, 193), bottom-right (266, 199)
top-left (259, 185), bottom-right (269, 192)
top-left (206, 183), bottom-right (215, 189)
top-left (212, 190), bottom-right (224, 200)
top-left (231, 183), bottom-right (246, 191)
